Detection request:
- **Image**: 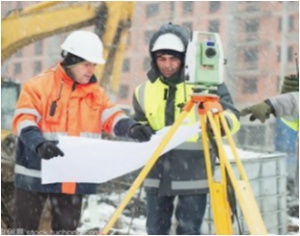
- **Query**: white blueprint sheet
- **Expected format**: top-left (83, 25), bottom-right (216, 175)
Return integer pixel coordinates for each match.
top-left (41, 122), bottom-right (200, 184)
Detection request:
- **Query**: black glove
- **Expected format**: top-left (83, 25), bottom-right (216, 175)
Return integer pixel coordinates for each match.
top-left (240, 100), bottom-right (275, 123)
top-left (128, 124), bottom-right (153, 142)
top-left (281, 74), bottom-right (299, 94)
top-left (36, 141), bottom-right (64, 160)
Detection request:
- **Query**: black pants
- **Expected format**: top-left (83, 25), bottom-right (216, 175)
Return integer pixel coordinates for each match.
top-left (14, 188), bottom-right (82, 235)
top-left (146, 192), bottom-right (207, 235)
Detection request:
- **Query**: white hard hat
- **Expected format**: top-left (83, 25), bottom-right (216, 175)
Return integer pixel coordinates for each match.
top-left (61, 30), bottom-right (105, 64)
top-left (151, 33), bottom-right (185, 52)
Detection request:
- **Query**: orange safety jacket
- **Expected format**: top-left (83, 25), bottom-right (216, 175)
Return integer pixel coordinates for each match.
top-left (13, 63), bottom-right (132, 194)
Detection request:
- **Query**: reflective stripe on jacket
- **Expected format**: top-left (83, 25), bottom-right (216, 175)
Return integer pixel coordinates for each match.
top-left (12, 63), bottom-right (128, 194)
top-left (133, 77), bottom-right (240, 195)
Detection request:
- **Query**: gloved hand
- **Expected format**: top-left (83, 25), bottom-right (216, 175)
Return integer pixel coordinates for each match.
top-left (128, 124), bottom-right (153, 142)
top-left (240, 100), bottom-right (275, 123)
top-left (281, 74), bottom-right (299, 94)
top-left (37, 141), bottom-right (64, 160)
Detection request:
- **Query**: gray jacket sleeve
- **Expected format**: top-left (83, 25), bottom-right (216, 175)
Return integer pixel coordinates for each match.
top-left (269, 92), bottom-right (299, 119)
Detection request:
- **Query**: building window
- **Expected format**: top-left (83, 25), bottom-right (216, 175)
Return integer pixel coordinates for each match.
top-left (276, 76), bottom-right (280, 92)
top-left (244, 48), bottom-right (258, 62)
top-left (34, 61), bottom-right (42, 74)
top-left (34, 40), bottom-right (43, 55)
top-left (143, 57), bottom-right (151, 71)
top-left (288, 15), bottom-right (294, 31)
top-left (244, 48), bottom-right (258, 69)
top-left (209, 1), bottom-right (221, 13)
top-left (146, 3), bottom-right (159, 17)
top-left (182, 22), bottom-right (193, 30)
top-left (208, 20), bottom-right (219, 32)
top-left (287, 46), bottom-right (293, 62)
top-left (127, 32), bottom-right (131, 45)
top-left (183, 1), bottom-right (193, 14)
top-left (245, 21), bottom-right (259, 32)
top-left (119, 84), bottom-right (129, 99)
top-left (242, 78), bottom-right (257, 94)
top-left (278, 17), bottom-right (281, 31)
top-left (144, 30), bottom-right (155, 44)
top-left (122, 58), bottom-right (130, 72)
top-left (15, 49), bottom-right (22, 58)
top-left (277, 46), bottom-right (281, 62)
top-left (169, 2), bottom-right (175, 12)
top-left (14, 63), bottom-right (22, 75)
top-left (245, 2), bottom-right (259, 11)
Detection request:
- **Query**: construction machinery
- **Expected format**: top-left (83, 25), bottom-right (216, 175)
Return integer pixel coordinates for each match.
top-left (1, 1), bottom-right (135, 230)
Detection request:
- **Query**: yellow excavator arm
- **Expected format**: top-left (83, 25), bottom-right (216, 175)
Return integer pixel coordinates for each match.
top-left (2, 2), bottom-right (95, 61)
top-left (2, 1), bottom-right (135, 93)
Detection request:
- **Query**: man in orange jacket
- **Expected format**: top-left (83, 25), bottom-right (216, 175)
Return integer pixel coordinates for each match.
top-left (12, 30), bottom-right (152, 234)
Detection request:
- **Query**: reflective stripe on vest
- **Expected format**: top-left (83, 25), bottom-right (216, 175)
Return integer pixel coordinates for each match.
top-left (144, 178), bottom-right (208, 190)
top-left (135, 80), bottom-right (199, 142)
top-left (281, 118), bottom-right (299, 131)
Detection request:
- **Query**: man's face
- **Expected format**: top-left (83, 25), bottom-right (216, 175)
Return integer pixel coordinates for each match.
top-left (69, 61), bottom-right (97, 84)
top-left (155, 54), bottom-right (182, 78)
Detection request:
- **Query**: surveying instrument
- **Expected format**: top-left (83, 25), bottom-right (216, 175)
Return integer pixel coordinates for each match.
top-left (100, 31), bottom-right (268, 235)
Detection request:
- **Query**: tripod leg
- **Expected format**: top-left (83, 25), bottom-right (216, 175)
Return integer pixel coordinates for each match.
top-left (207, 111), bottom-right (268, 234)
top-left (100, 100), bottom-right (194, 234)
top-left (218, 112), bottom-right (268, 235)
top-left (201, 113), bottom-right (233, 235)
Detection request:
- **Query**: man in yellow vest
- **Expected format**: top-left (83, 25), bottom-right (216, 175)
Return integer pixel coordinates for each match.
top-left (132, 23), bottom-right (240, 235)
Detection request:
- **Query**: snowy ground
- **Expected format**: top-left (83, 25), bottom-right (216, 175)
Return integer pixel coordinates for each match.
top-left (78, 192), bottom-right (147, 235)
top-left (288, 216), bottom-right (299, 235)
top-left (77, 189), bottom-right (299, 235)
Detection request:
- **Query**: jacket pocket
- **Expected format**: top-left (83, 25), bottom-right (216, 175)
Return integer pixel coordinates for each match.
top-left (45, 99), bottom-right (63, 124)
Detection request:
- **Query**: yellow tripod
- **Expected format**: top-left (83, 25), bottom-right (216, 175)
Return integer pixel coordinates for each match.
top-left (100, 93), bottom-right (268, 235)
